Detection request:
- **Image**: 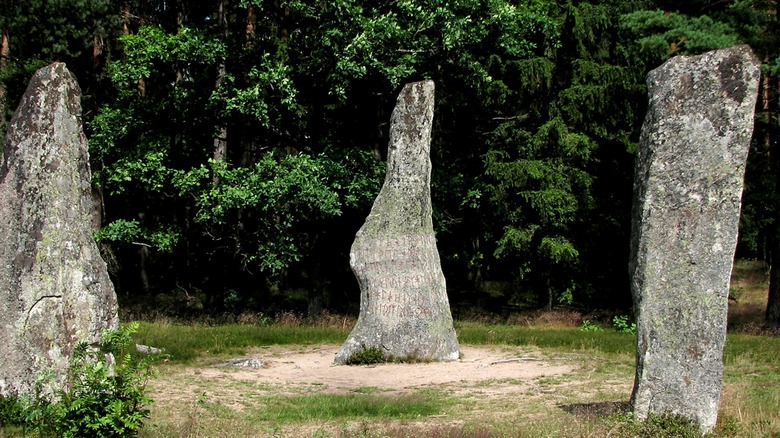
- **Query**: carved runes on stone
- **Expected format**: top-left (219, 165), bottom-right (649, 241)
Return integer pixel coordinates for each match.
top-left (335, 80), bottom-right (459, 364)
top-left (629, 46), bottom-right (760, 432)
top-left (0, 63), bottom-right (119, 397)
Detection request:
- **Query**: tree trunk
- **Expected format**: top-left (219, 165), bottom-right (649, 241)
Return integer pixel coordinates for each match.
top-left (1, 27), bottom-right (8, 145)
top-left (767, 232), bottom-right (780, 327)
top-left (122, 4), bottom-right (146, 96)
top-left (546, 277), bottom-right (553, 311)
top-left (334, 81), bottom-right (459, 364)
top-left (122, 3), bottom-right (130, 35)
top-left (766, 69), bottom-right (780, 327)
top-left (212, 0), bottom-right (228, 165)
top-left (246, 6), bottom-right (256, 48)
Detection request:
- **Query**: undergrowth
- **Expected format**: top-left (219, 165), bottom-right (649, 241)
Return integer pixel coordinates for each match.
top-left (0, 323), bottom-right (158, 437)
top-left (256, 391), bottom-right (445, 422)
top-left (344, 347), bottom-right (385, 365)
top-left (606, 413), bottom-right (705, 438)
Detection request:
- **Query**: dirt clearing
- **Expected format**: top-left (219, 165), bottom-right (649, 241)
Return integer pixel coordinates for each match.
top-left (144, 345), bottom-right (634, 436)
top-left (188, 345), bottom-right (574, 395)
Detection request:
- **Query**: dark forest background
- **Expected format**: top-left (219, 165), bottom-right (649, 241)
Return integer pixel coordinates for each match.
top-left (2, 0), bottom-right (780, 322)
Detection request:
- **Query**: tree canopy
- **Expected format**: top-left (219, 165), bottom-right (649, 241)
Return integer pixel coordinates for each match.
top-left (1, 0), bottom-right (777, 318)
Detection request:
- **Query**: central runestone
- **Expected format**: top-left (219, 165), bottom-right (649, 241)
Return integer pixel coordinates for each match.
top-left (335, 80), bottom-right (459, 364)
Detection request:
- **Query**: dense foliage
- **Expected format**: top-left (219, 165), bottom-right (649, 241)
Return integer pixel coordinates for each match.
top-left (1, 0), bottom-right (778, 317)
top-left (0, 323), bottom-right (156, 437)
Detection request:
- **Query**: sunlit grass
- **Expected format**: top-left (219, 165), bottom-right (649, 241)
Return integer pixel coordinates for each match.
top-left (109, 260), bottom-right (780, 436)
top-left (122, 321), bottom-right (780, 437)
top-left (133, 321), bottom-right (350, 362)
top-left (456, 322), bottom-right (636, 355)
top-left (254, 391), bottom-right (446, 422)
top-left (728, 259), bottom-right (771, 333)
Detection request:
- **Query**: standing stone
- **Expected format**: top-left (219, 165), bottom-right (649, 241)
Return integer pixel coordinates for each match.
top-left (0, 63), bottom-right (119, 397)
top-left (335, 81), bottom-right (459, 364)
top-left (629, 46), bottom-right (760, 432)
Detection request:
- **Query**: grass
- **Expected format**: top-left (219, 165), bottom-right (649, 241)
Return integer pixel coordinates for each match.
top-left (133, 320), bottom-right (350, 362)
top-left (456, 322), bottom-right (636, 354)
top-left (255, 392), bottom-right (446, 421)
top-left (129, 330), bottom-right (780, 437)
top-left (125, 260), bottom-right (780, 437)
top-left (133, 318), bottom-right (637, 364)
top-left (3, 260), bottom-right (778, 437)
top-left (728, 259), bottom-right (771, 333)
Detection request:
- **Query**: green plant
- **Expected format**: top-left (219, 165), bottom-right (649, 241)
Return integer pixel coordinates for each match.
top-left (255, 392), bottom-right (444, 421)
top-left (18, 323), bottom-right (158, 437)
top-left (344, 347), bottom-right (385, 365)
top-left (0, 392), bottom-right (24, 428)
top-left (729, 287), bottom-right (744, 303)
top-left (613, 315), bottom-right (637, 335)
top-left (609, 412), bottom-right (703, 438)
top-left (579, 320), bottom-right (603, 332)
top-left (133, 322), bottom-right (350, 363)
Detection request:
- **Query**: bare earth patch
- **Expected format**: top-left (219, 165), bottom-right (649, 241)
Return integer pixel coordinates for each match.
top-left (145, 345), bottom-right (634, 436)
top-left (192, 345), bottom-right (573, 395)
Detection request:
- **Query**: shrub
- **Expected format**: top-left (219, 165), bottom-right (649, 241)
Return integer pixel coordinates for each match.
top-left (644, 414), bottom-right (701, 437)
top-left (579, 320), bottom-right (603, 332)
top-left (0, 392), bottom-right (24, 428)
top-left (14, 322), bottom-right (159, 437)
top-left (345, 347), bottom-right (385, 365)
top-left (612, 315), bottom-right (637, 335)
top-left (612, 412), bottom-right (703, 437)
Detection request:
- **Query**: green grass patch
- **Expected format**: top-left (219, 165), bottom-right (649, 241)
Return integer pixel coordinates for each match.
top-left (133, 321), bottom-right (350, 362)
top-left (253, 392), bottom-right (445, 422)
top-left (135, 320), bottom-right (640, 364)
top-left (455, 322), bottom-right (636, 354)
top-left (724, 333), bottom-right (780, 365)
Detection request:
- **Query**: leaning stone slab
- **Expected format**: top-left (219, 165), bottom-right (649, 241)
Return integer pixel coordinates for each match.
top-left (0, 63), bottom-right (119, 397)
top-left (136, 344), bottom-right (165, 355)
top-left (221, 358), bottom-right (265, 369)
top-left (335, 80), bottom-right (459, 364)
top-left (629, 45), bottom-right (760, 432)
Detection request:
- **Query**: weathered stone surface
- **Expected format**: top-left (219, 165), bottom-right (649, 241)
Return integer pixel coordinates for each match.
top-left (222, 358), bottom-right (264, 369)
top-left (0, 63), bottom-right (119, 397)
top-left (629, 46), bottom-right (760, 432)
top-left (335, 80), bottom-right (459, 364)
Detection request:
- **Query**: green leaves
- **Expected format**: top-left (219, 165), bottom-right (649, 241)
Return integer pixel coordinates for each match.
top-left (621, 10), bottom-right (742, 62)
top-left (10, 323), bottom-right (157, 437)
top-left (112, 26), bottom-right (226, 91)
top-left (95, 220), bottom-right (180, 253)
top-left (14, 0), bottom-right (771, 313)
top-left (175, 154), bottom-right (342, 226)
top-left (169, 151), bottom-right (381, 275)
top-left (219, 54), bottom-right (301, 128)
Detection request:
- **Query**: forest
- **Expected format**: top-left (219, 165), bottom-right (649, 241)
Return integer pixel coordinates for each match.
top-left (1, 0), bottom-right (779, 321)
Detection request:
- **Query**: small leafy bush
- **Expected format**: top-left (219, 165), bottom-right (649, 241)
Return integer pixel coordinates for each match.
top-left (345, 347), bottom-right (385, 365)
top-left (11, 322), bottom-right (159, 437)
top-left (0, 391), bottom-right (24, 428)
top-left (611, 412), bottom-right (703, 437)
top-left (613, 315), bottom-right (637, 335)
top-left (579, 320), bottom-right (603, 332)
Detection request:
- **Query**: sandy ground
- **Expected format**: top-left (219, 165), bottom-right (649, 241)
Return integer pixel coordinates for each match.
top-left (146, 345), bottom-right (631, 436)
top-left (187, 345), bottom-right (575, 395)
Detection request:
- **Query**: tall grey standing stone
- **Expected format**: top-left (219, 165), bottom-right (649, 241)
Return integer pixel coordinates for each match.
top-left (629, 46), bottom-right (760, 432)
top-left (0, 63), bottom-right (119, 397)
top-left (335, 80), bottom-right (459, 364)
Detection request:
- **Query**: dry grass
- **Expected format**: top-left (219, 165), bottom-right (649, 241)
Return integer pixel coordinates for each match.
top-left (140, 345), bottom-right (638, 438)
top-left (122, 260), bottom-right (780, 437)
top-left (728, 259), bottom-right (776, 335)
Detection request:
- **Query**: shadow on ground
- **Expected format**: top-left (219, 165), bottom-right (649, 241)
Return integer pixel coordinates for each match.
top-left (558, 401), bottom-right (629, 419)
